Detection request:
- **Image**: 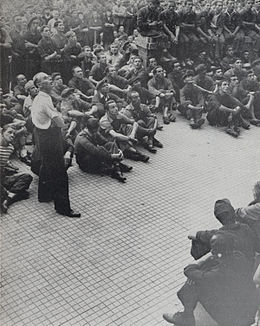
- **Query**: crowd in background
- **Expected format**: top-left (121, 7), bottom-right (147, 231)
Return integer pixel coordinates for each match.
top-left (0, 0), bottom-right (260, 323)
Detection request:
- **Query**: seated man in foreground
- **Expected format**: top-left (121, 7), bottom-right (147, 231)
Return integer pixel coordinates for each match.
top-left (74, 117), bottom-right (132, 183)
top-left (163, 234), bottom-right (258, 326)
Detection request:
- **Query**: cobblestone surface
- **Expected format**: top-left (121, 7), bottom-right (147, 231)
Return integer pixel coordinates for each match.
top-left (1, 114), bottom-right (260, 326)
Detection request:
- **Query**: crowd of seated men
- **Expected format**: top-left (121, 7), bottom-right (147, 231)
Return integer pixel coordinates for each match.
top-left (163, 182), bottom-right (260, 326)
top-left (0, 0), bottom-right (260, 203)
top-left (0, 0), bottom-right (259, 323)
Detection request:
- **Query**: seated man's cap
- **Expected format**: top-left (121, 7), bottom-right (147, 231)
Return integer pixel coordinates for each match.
top-left (214, 198), bottom-right (235, 215)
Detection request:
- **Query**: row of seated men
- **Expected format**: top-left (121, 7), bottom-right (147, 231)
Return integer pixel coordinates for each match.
top-left (162, 185), bottom-right (260, 326)
top-left (2, 0), bottom-right (260, 93)
top-left (137, 0), bottom-right (260, 62)
top-left (3, 44), bottom-right (260, 145)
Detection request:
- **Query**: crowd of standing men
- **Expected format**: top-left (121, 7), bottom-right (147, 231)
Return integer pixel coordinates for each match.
top-left (0, 0), bottom-right (260, 324)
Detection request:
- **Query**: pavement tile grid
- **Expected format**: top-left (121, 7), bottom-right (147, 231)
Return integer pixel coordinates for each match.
top-left (1, 115), bottom-right (260, 326)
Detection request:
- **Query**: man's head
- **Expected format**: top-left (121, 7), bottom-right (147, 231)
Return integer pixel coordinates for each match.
top-left (133, 57), bottom-right (142, 69)
top-left (148, 57), bottom-right (157, 69)
top-left (219, 80), bottom-right (229, 93)
top-left (40, 25), bottom-right (51, 38)
top-left (25, 80), bottom-right (38, 97)
top-left (65, 30), bottom-right (77, 43)
top-left (85, 117), bottom-right (99, 133)
top-left (215, 1), bottom-right (223, 13)
top-left (33, 72), bottom-right (53, 93)
top-left (234, 59), bottom-right (242, 70)
top-left (229, 75), bottom-right (239, 87)
top-left (255, 0), bottom-right (260, 9)
top-left (129, 91), bottom-right (141, 106)
top-left (28, 17), bottom-right (40, 31)
top-left (246, 0), bottom-right (254, 9)
top-left (168, 0), bottom-right (176, 9)
top-left (214, 199), bottom-right (236, 225)
top-left (227, 0), bottom-right (235, 10)
top-left (54, 20), bottom-right (64, 33)
top-left (118, 25), bottom-right (124, 33)
top-left (107, 66), bottom-right (116, 77)
top-left (16, 74), bottom-right (27, 87)
top-left (51, 72), bottom-right (63, 87)
top-left (173, 61), bottom-right (181, 71)
top-left (153, 66), bottom-right (164, 79)
top-left (13, 15), bottom-right (23, 29)
top-left (72, 66), bottom-right (83, 79)
top-left (183, 70), bottom-right (194, 83)
top-left (99, 53), bottom-right (107, 64)
top-left (105, 100), bottom-right (118, 118)
top-left (147, 0), bottom-right (160, 10)
top-left (214, 67), bottom-right (223, 79)
top-left (226, 46), bottom-right (234, 57)
top-left (43, 7), bottom-right (51, 16)
top-left (97, 80), bottom-right (109, 95)
top-left (246, 70), bottom-right (256, 81)
top-left (110, 43), bottom-right (119, 55)
top-left (52, 9), bottom-right (59, 19)
top-left (1, 125), bottom-right (16, 145)
top-left (84, 46), bottom-right (92, 56)
top-left (186, 0), bottom-right (193, 11)
top-left (71, 10), bottom-right (78, 18)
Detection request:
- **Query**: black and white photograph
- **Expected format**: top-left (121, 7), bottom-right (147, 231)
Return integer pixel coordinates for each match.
top-left (0, 0), bottom-right (260, 325)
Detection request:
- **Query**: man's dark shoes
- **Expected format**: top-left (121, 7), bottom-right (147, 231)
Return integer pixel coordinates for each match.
top-left (119, 163), bottom-right (133, 173)
top-left (153, 138), bottom-right (163, 148)
top-left (250, 118), bottom-right (260, 126)
top-left (163, 116), bottom-right (170, 124)
top-left (9, 191), bottom-right (30, 204)
top-left (144, 143), bottom-right (157, 153)
top-left (111, 171), bottom-right (126, 183)
top-left (240, 119), bottom-right (250, 130)
top-left (163, 311), bottom-right (195, 326)
top-left (57, 209), bottom-right (81, 218)
top-left (226, 127), bottom-right (239, 138)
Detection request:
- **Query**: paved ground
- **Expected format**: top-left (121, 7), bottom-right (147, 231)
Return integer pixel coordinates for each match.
top-left (1, 114), bottom-right (260, 326)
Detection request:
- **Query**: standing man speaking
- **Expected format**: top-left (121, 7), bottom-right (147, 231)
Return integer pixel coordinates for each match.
top-left (31, 72), bottom-right (81, 218)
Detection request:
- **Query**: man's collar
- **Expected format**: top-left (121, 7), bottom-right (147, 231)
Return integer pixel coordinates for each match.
top-left (38, 90), bottom-right (51, 97)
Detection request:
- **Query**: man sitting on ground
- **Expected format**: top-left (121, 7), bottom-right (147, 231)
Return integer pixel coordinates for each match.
top-left (148, 66), bottom-right (176, 124)
top-left (74, 117), bottom-right (132, 183)
top-left (121, 91), bottom-right (162, 153)
top-left (178, 70), bottom-right (205, 129)
top-left (99, 100), bottom-right (150, 162)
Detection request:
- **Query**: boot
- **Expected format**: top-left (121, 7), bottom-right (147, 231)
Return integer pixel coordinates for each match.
top-left (226, 126), bottom-right (239, 138)
top-left (119, 162), bottom-right (133, 173)
top-left (111, 170), bottom-right (126, 183)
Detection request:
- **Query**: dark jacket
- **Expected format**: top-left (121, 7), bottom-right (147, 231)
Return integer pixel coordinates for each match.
top-left (74, 129), bottom-right (112, 171)
top-left (184, 251), bottom-right (257, 326)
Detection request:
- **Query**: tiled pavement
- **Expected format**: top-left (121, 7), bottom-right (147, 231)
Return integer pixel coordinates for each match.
top-left (1, 114), bottom-right (260, 326)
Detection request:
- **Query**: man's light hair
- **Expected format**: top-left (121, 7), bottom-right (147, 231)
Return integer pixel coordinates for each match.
top-left (33, 72), bottom-right (48, 87)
